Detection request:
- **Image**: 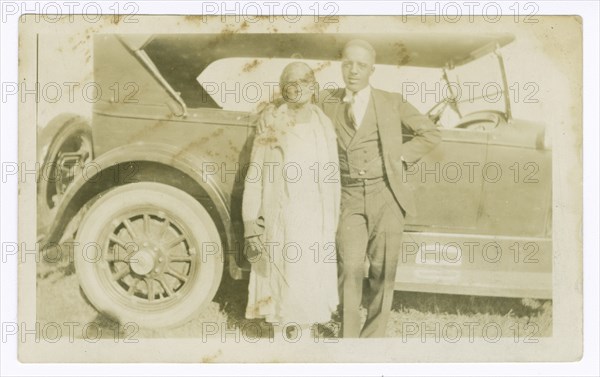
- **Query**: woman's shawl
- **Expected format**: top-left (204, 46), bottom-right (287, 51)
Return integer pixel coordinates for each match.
top-left (242, 103), bottom-right (341, 242)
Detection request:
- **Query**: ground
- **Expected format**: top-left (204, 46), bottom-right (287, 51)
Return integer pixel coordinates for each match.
top-left (35, 240), bottom-right (552, 343)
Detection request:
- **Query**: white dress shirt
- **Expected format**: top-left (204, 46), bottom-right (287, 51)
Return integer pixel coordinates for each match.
top-left (343, 85), bottom-right (371, 129)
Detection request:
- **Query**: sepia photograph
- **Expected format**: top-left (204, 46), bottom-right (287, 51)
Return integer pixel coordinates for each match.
top-left (4, 3), bottom-right (594, 369)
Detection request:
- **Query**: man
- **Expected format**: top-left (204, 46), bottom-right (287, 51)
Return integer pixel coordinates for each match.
top-left (260, 39), bottom-right (441, 337)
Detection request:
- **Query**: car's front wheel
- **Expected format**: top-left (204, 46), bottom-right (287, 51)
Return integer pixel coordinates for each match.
top-left (74, 182), bottom-right (223, 329)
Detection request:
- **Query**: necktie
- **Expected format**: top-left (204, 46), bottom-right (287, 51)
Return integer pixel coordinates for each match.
top-left (345, 91), bottom-right (357, 128)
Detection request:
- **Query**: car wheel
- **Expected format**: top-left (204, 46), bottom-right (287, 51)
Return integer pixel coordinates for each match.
top-left (74, 182), bottom-right (223, 329)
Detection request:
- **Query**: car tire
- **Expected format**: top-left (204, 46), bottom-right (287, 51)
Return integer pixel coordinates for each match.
top-left (74, 182), bottom-right (223, 329)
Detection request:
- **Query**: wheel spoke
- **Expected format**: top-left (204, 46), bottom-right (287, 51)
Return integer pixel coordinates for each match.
top-left (113, 265), bottom-right (131, 281)
top-left (143, 214), bottom-right (150, 237)
top-left (127, 280), bottom-right (138, 296)
top-left (157, 276), bottom-right (175, 297)
top-left (106, 238), bottom-right (136, 262)
top-left (169, 255), bottom-right (193, 262)
top-left (165, 268), bottom-right (188, 283)
top-left (109, 234), bottom-right (129, 250)
top-left (105, 249), bottom-right (122, 262)
top-left (123, 218), bottom-right (138, 241)
top-left (145, 278), bottom-right (156, 301)
top-left (157, 218), bottom-right (170, 241)
top-left (164, 234), bottom-right (186, 250)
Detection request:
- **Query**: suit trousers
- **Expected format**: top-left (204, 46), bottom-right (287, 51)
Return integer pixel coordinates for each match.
top-left (336, 178), bottom-right (405, 337)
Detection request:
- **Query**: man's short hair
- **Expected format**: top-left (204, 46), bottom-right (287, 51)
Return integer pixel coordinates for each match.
top-left (342, 39), bottom-right (376, 62)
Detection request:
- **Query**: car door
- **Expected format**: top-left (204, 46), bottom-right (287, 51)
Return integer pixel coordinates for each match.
top-left (403, 126), bottom-right (489, 234)
top-left (479, 120), bottom-right (552, 238)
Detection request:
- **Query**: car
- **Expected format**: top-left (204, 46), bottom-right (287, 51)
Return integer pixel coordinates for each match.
top-left (37, 32), bottom-right (552, 329)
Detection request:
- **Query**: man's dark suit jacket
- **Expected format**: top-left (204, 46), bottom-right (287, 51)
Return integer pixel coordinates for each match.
top-left (318, 87), bottom-right (441, 217)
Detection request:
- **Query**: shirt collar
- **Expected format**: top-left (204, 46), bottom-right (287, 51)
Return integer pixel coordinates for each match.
top-left (343, 85), bottom-right (371, 103)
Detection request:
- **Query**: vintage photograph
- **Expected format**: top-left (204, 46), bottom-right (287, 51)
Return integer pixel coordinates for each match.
top-left (15, 13), bottom-right (583, 363)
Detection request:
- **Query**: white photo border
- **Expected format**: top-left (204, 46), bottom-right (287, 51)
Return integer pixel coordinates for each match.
top-left (1, 1), bottom-right (598, 375)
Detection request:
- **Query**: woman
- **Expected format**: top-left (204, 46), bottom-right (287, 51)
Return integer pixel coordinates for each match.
top-left (242, 62), bottom-right (340, 337)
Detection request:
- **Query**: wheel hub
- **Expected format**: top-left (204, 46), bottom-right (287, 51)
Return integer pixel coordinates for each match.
top-left (130, 249), bottom-right (156, 275)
